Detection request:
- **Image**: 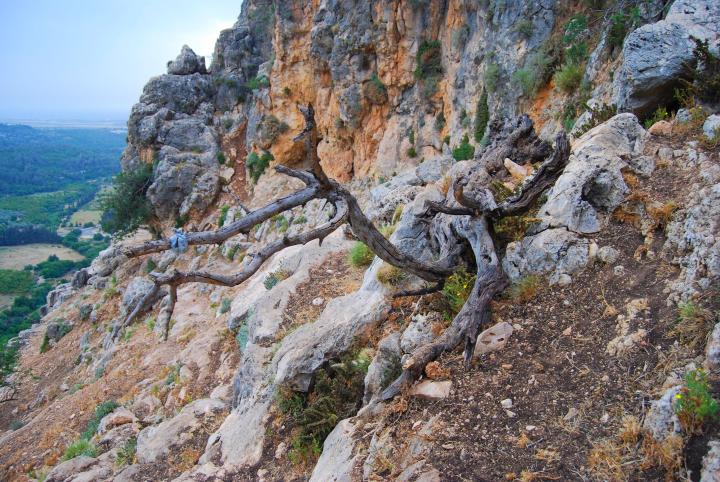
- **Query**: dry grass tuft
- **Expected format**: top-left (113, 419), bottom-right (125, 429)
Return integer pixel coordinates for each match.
top-left (640, 434), bottom-right (683, 475)
top-left (376, 263), bottom-right (407, 286)
top-left (670, 301), bottom-right (714, 351)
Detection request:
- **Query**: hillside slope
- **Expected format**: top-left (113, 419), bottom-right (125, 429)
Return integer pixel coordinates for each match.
top-left (1, 1), bottom-right (720, 481)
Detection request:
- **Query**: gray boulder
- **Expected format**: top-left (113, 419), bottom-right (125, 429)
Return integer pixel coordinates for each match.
top-left (613, 0), bottom-right (720, 117)
top-left (136, 398), bottom-right (226, 464)
top-left (700, 440), bottom-right (720, 482)
top-left (643, 385), bottom-right (682, 440)
top-left (46, 320), bottom-right (73, 343)
top-left (45, 456), bottom-right (98, 482)
top-left (364, 332), bottom-right (401, 404)
top-left (703, 114), bottom-right (720, 139)
top-left (400, 314), bottom-right (436, 355)
top-left (167, 45), bottom-right (207, 75)
top-left (120, 277), bottom-right (155, 317)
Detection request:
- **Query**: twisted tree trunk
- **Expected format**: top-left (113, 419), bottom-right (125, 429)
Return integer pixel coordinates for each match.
top-left (116, 104), bottom-right (570, 398)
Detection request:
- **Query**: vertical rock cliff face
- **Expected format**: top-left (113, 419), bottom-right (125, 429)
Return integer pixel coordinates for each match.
top-left (123, 0), bottom-right (560, 224)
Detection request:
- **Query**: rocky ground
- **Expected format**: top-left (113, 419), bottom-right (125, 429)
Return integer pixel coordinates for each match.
top-left (2, 0), bottom-right (720, 481)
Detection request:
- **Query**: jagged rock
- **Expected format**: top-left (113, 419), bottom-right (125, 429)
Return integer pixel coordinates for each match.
top-left (136, 398), bottom-right (226, 464)
top-left (704, 115), bottom-right (720, 139)
top-left (120, 277), bottom-right (155, 316)
top-left (157, 250), bottom-right (178, 271)
top-left (0, 386), bottom-right (16, 403)
top-left (46, 283), bottom-right (74, 312)
top-left (613, 0), bottom-right (720, 117)
top-left (309, 418), bottom-right (362, 482)
top-left (473, 322), bottom-right (514, 357)
top-left (503, 228), bottom-right (590, 283)
top-left (664, 181), bottom-right (720, 301)
top-left (536, 114), bottom-right (646, 234)
top-left (400, 314), bottom-right (435, 355)
top-left (364, 332), bottom-right (401, 404)
top-left (597, 246), bottom-right (620, 264)
top-left (167, 45), bottom-right (207, 75)
top-left (131, 395), bottom-right (162, 421)
top-left (700, 440), bottom-right (720, 482)
top-left (705, 323), bottom-right (720, 374)
top-left (90, 246), bottom-right (126, 278)
top-left (45, 456), bottom-right (98, 482)
top-left (97, 423), bottom-right (137, 452)
top-left (97, 407), bottom-right (136, 434)
top-left (71, 268), bottom-right (91, 289)
top-left (415, 155), bottom-right (453, 184)
top-left (643, 385), bottom-right (683, 440)
top-left (46, 320), bottom-right (73, 343)
top-left (410, 380), bottom-right (452, 400)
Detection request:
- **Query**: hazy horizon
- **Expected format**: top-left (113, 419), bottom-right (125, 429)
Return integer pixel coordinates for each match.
top-left (0, 0), bottom-right (242, 123)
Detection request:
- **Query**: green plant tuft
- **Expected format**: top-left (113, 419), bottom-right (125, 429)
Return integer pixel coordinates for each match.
top-left (348, 242), bottom-right (374, 267)
top-left (452, 134), bottom-right (475, 161)
top-left (443, 267), bottom-right (476, 316)
top-left (674, 369), bottom-right (720, 434)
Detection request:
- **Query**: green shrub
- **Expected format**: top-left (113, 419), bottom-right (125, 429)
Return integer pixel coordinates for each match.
top-left (264, 269), bottom-right (290, 290)
top-left (39, 333), bottom-right (49, 353)
top-left (274, 214), bottom-right (289, 233)
top-left (144, 259), bottom-right (157, 274)
top-left (512, 69), bottom-right (535, 96)
top-left (145, 317), bottom-right (156, 332)
top-left (474, 90), bottom-right (489, 142)
top-left (452, 134), bottom-right (475, 161)
top-left (674, 369), bottom-right (720, 433)
top-left (434, 111), bottom-right (446, 132)
top-left (484, 63), bottom-right (500, 93)
top-left (0, 269), bottom-right (34, 295)
top-left (682, 38), bottom-right (720, 104)
top-left (100, 162), bottom-right (154, 237)
top-left (81, 400), bottom-right (120, 440)
top-left (62, 439), bottom-right (97, 461)
top-left (643, 106), bottom-right (670, 129)
top-left (443, 267), bottom-right (476, 316)
top-left (516, 19), bottom-right (534, 38)
top-left (293, 215), bottom-right (307, 225)
top-left (247, 151), bottom-right (274, 183)
top-left (246, 75), bottom-right (270, 90)
top-left (364, 73), bottom-right (387, 105)
top-left (278, 348), bottom-right (371, 465)
top-left (554, 64), bottom-right (582, 93)
top-left (115, 438), bottom-right (137, 467)
top-left (414, 40), bottom-right (442, 80)
top-left (218, 205), bottom-right (230, 227)
top-left (216, 152), bottom-right (227, 165)
top-left (348, 242), bottom-right (374, 267)
top-left (608, 8), bottom-right (641, 49)
top-left (406, 147), bottom-right (417, 158)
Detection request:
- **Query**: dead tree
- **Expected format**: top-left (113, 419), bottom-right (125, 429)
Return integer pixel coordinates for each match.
top-left (118, 104), bottom-right (570, 398)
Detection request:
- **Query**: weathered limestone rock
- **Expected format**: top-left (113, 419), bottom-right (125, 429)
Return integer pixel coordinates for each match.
top-left (309, 419), bottom-right (362, 482)
top-left (364, 332), bottom-right (401, 404)
top-left (400, 314), bottom-right (436, 355)
top-left (704, 115), bottom-right (720, 139)
top-left (700, 440), bottom-right (720, 482)
top-left (474, 322), bottom-right (514, 357)
top-left (120, 277), bottom-right (156, 316)
top-left (167, 45), bottom-right (207, 75)
top-left (97, 407), bottom-right (136, 434)
top-left (45, 456), bottom-right (98, 482)
top-left (136, 398), bottom-right (226, 464)
top-left (643, 385), bottom-right (683, 440)
top-left (409, 380), bottom-right (452, 400)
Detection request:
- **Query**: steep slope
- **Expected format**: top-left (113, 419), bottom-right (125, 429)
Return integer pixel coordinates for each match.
top-left (1, 1), bottom-right (720, 481)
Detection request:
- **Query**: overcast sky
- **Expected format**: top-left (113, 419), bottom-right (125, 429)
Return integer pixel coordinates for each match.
top-left (0, 0), bottom-right (241, 122)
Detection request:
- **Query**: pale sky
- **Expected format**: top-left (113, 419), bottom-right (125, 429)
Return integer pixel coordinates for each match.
top-left (0, 0), bottom-right (242, 122)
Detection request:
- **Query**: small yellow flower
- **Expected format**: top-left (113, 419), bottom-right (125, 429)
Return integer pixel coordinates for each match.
top-left (675, 393), bottom-right (683, 399)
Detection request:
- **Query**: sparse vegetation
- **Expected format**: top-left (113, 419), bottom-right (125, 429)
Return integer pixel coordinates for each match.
top-left (348, 242), bottom-right (374, 267)
top-left (406, 147), bottom-right (417, 158)
top-left (264, 269), bottom-right (290, 290)
top-left (61, 439), bottom-right (97, 461)
top-left (506, 275), bottom-right (540, 302)
top-left (452, 134), bottom-right (475, 161)
top-left (484, 63), bottom-right (500, 93)
top-left (216, 151), bottom-right (226, 165)
top-left (674, 369), bottom-right (720, 433)
top-left (100, 162), bottom-right (154, 237)
top-left (115, 437), bottom-right (137, 467)
top-left (218, 205), bottom-right (230, 227)
top-left (554, 63), bottom-right (582, 94)
top-left (247, 150), bottom-right (274, 183)
top-left (574, 103), bottom-right (617, 136)
top-left (376, 263), bottom-right (407, 286)
top-left (434, 111), bottom-right (446, 132)
top-left (442, 267), bottom-right (476, 316)
top-left (246, 75), bottom-right (270, 90)
top-left (415, 40), bottom-right (443, 98)
top-left (474, 90), bottom-right (489, 142)
top-left (671, 301), bottom-right (714, 351)
top-left (277, 348), bottom-right (371, 466)
top-left (364, 73), bottom-right (387, 105)
top-left (643, 106), bottom-right (670, 129)
top-left (219, 297), bottom-right (232, 314)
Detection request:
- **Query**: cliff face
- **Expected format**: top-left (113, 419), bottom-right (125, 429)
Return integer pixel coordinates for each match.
top-left (3, 1), bottom-right (720, 481)
top-left (123, 0), bottom-right (566, 224)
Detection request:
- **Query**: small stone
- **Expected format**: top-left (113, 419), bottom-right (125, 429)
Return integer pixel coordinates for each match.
top-left (614, 265), bottom-right (625, 276)
top-left (505, 410), bottom-right (517, 418)
top-left (311, 297), bottom-right (324, 306)
top-left (562, 327), bottom-right (572, 336)
top-left (274, 442), bottom-right (286, 460)
top-left (500, 399), bottom-right (513, 409)
top-left (657, 147), bottom-right (674, 163)
top-left (60, 382), bottom-right (69, 391)
top-left (556, 273), bottom-right (572, 286)
top-left (525, 425), bottom-right (537, 432)
top-left (600, 413), bottom-right (610, 423)
top-left (409, 380), bottom-right (451, 400)
top-left (597, 246), bottom-right (619, 264)
top-left (441, 443), bottom-right (454, 450)
top-left (564, 407), bottom-right (579, 421)
top-left (648, 120), bottom-right (672, 137)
